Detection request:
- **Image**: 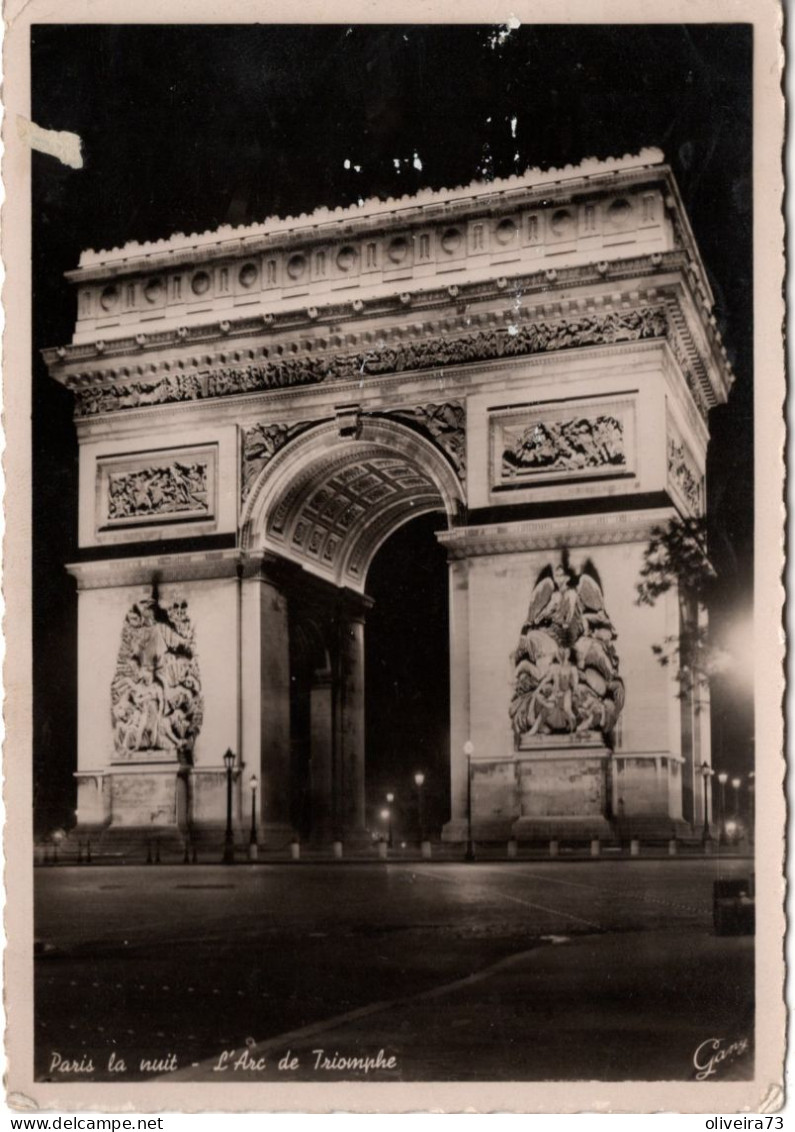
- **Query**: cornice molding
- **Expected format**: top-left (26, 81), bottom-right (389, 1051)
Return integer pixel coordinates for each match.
top-left (46, 250), bottom-right (724, 370)
top-left (437, 508), bottom-right (677, 558)
top-left (61, 303), bottom-right (707, 422)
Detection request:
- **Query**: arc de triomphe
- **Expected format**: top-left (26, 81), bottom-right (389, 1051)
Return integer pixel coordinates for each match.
top-left (44, 149), bottom-right (732, 851)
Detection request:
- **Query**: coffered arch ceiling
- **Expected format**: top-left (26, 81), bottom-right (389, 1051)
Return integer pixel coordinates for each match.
top-left (242, 418), bottom-right (464, 592)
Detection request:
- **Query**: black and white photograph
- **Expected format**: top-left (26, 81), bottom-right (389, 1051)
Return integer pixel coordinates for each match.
top-left (4, 3), bottom-right (785, 1113)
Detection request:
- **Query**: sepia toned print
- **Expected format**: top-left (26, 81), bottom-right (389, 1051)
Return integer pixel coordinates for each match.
top-left (4, 3), bottom-right (784, 1114)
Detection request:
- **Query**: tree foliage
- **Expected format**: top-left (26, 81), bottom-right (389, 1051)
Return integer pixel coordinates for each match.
top-left (636, 516), bottom-right (728, 700)
top-left (635, 516), bottom-right (715, 607)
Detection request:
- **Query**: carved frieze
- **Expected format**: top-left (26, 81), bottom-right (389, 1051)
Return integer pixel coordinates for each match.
top-left (107, 461), bottom-right (209, 521)
top-left (97, 446), bottom-right (217, 531)
top-left (491, 398), bottom-right (635, 490)
top-left (111, 595), bottom-right (203, 764)
top-left (388, 402), bottom-right (466, 479)
top-left (73, 306), bottom-right (669, 418)
top-left (502, 415), bottom-right (625, 478)
top-left (666, 419), bottom-right (703, 514)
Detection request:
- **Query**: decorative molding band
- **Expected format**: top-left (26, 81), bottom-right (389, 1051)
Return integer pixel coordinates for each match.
top-left (45, 251), bottom-right (696, 368)
top-left (67, 549), bottom-right (246, 589)
top-left (69, 305), bottom-right (680, 419)
top-left (437, 508), bottom-right (677, 558)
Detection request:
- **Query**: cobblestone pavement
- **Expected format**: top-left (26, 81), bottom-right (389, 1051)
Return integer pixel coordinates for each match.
top-left (34, 858), bottom-right (754, 1082)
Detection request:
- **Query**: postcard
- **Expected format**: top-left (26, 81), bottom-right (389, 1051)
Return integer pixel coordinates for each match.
top-left (3, 0), bottom-right (785, 1113)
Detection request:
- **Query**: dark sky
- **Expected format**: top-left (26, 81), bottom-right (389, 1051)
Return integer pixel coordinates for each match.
top-left (31, 24), bottom-right (754, 831)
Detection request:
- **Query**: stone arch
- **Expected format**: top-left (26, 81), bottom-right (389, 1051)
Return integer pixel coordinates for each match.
top-left (241, 417), bottom-right (465, 592)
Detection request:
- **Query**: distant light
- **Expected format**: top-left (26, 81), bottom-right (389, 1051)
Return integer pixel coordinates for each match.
top-left (732, 777), bottom-right (741, 789)
top-left (414, 772), bottom-right (425, 787)
top-left (718, 772), bottom-right (728, 784)
top-left (380, 808), bottom-right (389, 821)
top-left (725, 820), bottom-right (738, 835)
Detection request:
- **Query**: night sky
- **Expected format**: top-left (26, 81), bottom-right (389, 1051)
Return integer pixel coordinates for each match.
top-left (31, 24), bottom-right (753, 833)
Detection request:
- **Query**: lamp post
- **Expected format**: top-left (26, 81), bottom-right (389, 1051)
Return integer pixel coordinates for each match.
top-left (222, 747), bottom-right (236, 865)
top-left (464, 741), bottom-right (475, 862)
top-left (414, 772), bottom-right (426, 844)
top-left (717, 772), bottom-right (728, 844)
top-left (747, 771), bottom-right (755, 845)
top-left (385, 792), bottom-right (394, 848)
top-left (700, 762), bottom-right (713, 844)
top-left (248, 774), bottom-right (259, 861)
top-left (380, 807), bottom-right (390, 849)
top-left (731, 776), bottom-right (741, 820)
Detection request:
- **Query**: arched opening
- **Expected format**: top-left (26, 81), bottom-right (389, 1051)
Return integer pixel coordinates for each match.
top-left (244, 417), bottom-right (464, 844)
top-left (364, 512), bottom-right (450, 843)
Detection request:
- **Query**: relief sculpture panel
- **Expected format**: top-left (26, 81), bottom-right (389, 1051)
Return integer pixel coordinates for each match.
top-left (492, 398), bottom-right (635, 490)
top-left (98, 445), bottom-right (217, 532)
top-left (111, 595), bottom-right (203, 763)
top-left (509, 558), bottom-right (625, 742)
top-left (107, 461), bottom-right (209, 521)
top-left (666, 418), bottom-right (703, 514)
top-left (502, 414), bottom-right (625, 478)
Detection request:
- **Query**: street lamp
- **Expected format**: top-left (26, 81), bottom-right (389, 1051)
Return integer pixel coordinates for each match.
top-left (700, 762), bottom-right (713, 844)
top-left (222, 747), bottom-right (236, 865)
top-left (464, 741), bottom-right (475, 862)
top-left (717, 772), bottom-right (728, 844)
top-left (414, 772), bottom-right (426, 844)
top-left (380, 807), bottom-right (390, 845)
top-left (731, 776), bottom-right (742, 820)
top-left (248, 774), bottom-right (259, 861)
top-left (385, 793), bottom-right (395, 848)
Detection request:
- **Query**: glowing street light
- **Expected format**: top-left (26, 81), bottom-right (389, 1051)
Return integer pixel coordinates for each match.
top-left (380, 806), bottom-right (391, 847)
top-left (222, 748), bottom-right (236, 865)
top-left (717, 772), bottom-right (728, 843)
top-left (414, 772), bottom-right (426, 844)
top-left (700, 762), bottom-right (713, 844)
top-left (385, 792), bottom-right (395, 848)
top-left (464, 741), bottom-right (475, 862)
top-left (731, 776), bottom-right (742, 819)
top-left (248, 774), bottom-right (259, 861)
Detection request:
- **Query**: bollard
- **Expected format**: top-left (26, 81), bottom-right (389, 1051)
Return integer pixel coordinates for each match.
top-left (154, 840), bottom-right (161, 865)
top-left (590, 839), bottom-right (601, 858)
top-left (249, 843), bottom-right (259, 863)
top-left (86, 840), bottom-right (92, 865)
top-left (77, 841), bottom-right (84, 865)
top-left (507, 839), bottom-right (518, 859)
top-left (549, 839), bottom-right (559, 858)
top-left (290, 841), bottom-right (300, 861)
top-left (421, 840), bottom-right (432, 860)
top-left (668, 838), bottom-right (678, 856)
top-left (377, 840), bottom-right (388, 860)
top-left (630, 839), bottom-right (640, 857)
top-left (332, 840), bottom-right (343, 860)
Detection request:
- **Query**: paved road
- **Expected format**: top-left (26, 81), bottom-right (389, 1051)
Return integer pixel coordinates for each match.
top-left (34, 859), bottom-right (754, 1083)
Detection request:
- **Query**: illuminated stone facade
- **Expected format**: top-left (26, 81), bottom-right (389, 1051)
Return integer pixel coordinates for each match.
top-left (44, 149), bottom-right (732, 848)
